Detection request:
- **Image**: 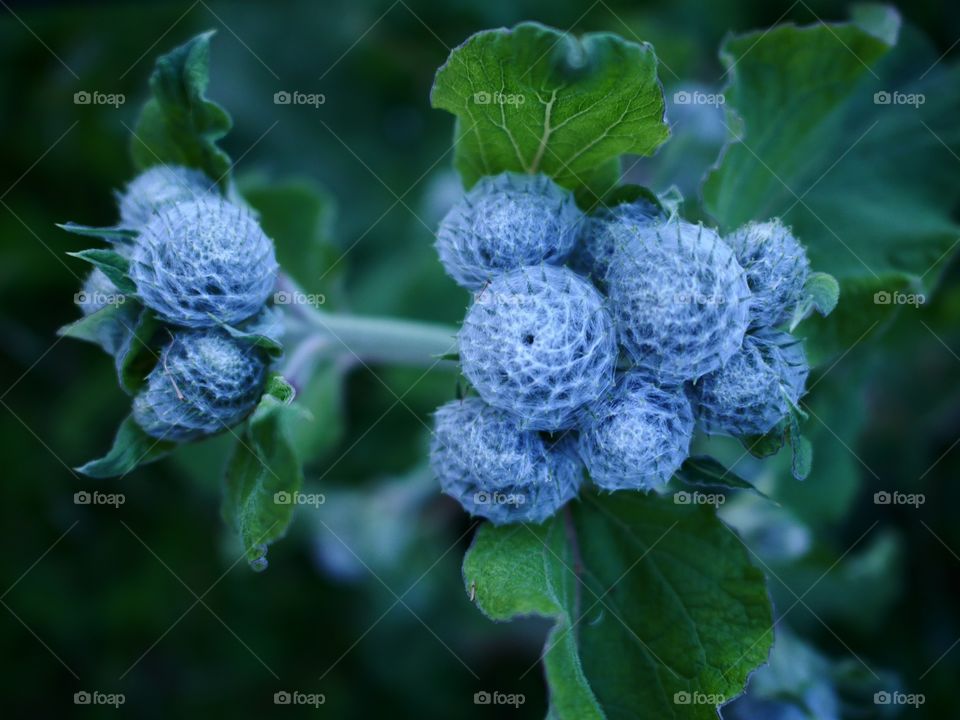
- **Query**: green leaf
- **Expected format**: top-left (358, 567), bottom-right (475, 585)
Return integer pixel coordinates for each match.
top-left (704, 9), bottom-right (960, 362)
top-left (57, 222), bottom-right (138, 242)
top-left (222, 376), bottom-right (309, 571)
top-left (58, 299), bottom-right (141, 357)
top-left (675, 455), bottom-right (770, 500)
top-left (739, 418), bottom-right (788, 459)
top-left (131, 31), bottom-right (232, 188)
top-left (213, 317), bottom-right (284, 360)
top-left (76, 415), bottom-right (175, 478)
top-left (430, 22), bottom-right (669, 202)
top-left (114, 308), bottom-right (162, 394)
top-left (786, 412), bottom-right (813, 481)
top-left (790, 271), bottom-right (840, 330)
top-left (66, 248), bottom-right (135, 295)
top-left (464, 492), bottom-right (773, 719)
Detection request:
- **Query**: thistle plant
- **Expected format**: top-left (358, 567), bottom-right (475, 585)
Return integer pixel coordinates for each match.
top-left (60, 13), bottom-right (951, 719)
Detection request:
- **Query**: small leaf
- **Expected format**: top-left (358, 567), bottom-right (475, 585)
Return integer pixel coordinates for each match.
top-left (430, 22), bottom-right (669, 202)
top-left (222, 376), bottom-right (309, 570)
top-left (785, 411), bottom-right (813, 481)
top-left (77, 415), bottom-right (175, 478)
top-left (131, 31), bottom-right (232, 188)
top-left (675, 455), bottom-right (771, 500)
top-left (739, 420), bottom-right (788, 459)
top-left (790, 271), bottom-right (840, 330)
top-left (66, 248), bottom-right (136, 295)
top-left (114, 308), bottom-right (162, 394)
top-left (58, 299), bottom-right (141, 357)
top-left (57, 222), bottom-right (138, 242)
top-left (464, 492), bottom-right (773, 718)
top-left (213, 316), bottom-right (284, 360)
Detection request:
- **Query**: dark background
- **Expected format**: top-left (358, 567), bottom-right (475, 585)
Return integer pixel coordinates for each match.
top-left (0, 0), bottom-right (958, 717)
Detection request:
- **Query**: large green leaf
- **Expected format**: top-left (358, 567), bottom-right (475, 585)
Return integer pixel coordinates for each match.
top-left (131, 31), bottom-right (232, 187)
top-left (464, 492), bottom-right (772, 719)
top-left (703, 8), bottom-right (960, 362)
top-left (222, 376), bottom-right (309, 571)
top-left (431, 22), bottom-right (669, 202)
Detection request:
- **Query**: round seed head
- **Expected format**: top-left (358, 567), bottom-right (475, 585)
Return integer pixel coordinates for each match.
top-left (430, 397), bottom-right (583, 525)
top-left (435, 172), bottom-right (582, 290)
top-left (570, 197), bottom-right (663, 286)
top-left (459, 265), bottom-right (618, 430)
top-left (130, 197), bottom-right (278, 327)
top-left (133, 329), bottom-right (268, 442)
top-left (117, 165), bottom-right (213, 230)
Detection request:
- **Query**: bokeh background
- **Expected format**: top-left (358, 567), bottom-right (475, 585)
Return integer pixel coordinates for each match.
top-left (1, 0), bottom-right (958, 717)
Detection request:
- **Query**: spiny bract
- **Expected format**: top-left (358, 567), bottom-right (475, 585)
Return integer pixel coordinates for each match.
top-left (570, 197), bottom-right (663, 286)
top-left (435, 172), bottom-right (582, 290)
top-left (459, 264), bottom-right (617, 430)
top-left (117, 165), bottom-right (213, 230)
top-left (130, 197), bottom-right (278, 327)
top-left (578, 371), bottom-right (694, 491)
top-left (725, 219), bottom-right (809, 327)
top-left (430, 397), bottom-right (583, 524)
top-left (606, 218), bottom-right (751, 382)
top-left (133, 329), bottom-right (267, 442)
top-left (695, 328), bottom-right (809, 436)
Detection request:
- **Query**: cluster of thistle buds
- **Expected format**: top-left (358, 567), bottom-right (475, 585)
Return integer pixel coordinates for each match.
top-left (66, 165), bottom-right (281, 446)
top-left (430, 172), bottom-right (811, 525)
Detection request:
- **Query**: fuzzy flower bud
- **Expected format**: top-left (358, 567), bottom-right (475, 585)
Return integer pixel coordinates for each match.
top-left (695, 328), bottom-right (809, 436)
top-left (117, 165), bottom-right (213, 230)
top-left (459, 265), bottom-right (617, 430)
top-left (725, 219), bottom-right (809, 327)
top-left (133, 329), bottom-right (268, 441)
top-left (130, 197), bottom-right (278, 327)
top-left (578, 371), bottom-right (694, 492)
top-left (606, 219), bottom-right (751, 382)
top-left (430, 397), bottom-right (583, 524)
top-left (570, 197), bottom-right (662, 286)
top-left (435, 172), bottom-right (582, 290)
